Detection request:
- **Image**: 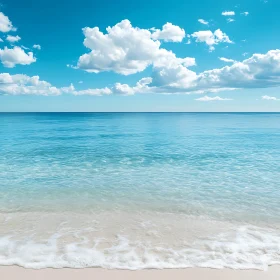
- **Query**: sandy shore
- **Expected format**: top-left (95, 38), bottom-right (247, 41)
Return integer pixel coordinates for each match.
top-left (1, 266), bottom-right (280, 280)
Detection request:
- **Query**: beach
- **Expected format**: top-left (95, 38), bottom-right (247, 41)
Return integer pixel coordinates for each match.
top-left (1, 0), bottom-right (280, 276)
top-left (2, 266), bottom-right (280, 280)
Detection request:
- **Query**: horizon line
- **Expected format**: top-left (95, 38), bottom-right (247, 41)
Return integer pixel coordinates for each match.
top-left (1, 111), bottom-right (280, 114)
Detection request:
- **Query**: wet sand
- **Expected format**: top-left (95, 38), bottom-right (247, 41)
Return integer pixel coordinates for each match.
top-left (1, 266), bottom-right (280, 280)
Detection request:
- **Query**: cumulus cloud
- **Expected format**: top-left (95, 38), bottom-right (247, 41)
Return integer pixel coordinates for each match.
top-left (241, 12), bottom-right (249, 16)
top-left (6, 35), bottom-right (21, 43)
top-left (77, 20), bottom-right (191, 75)
top-left (0, 73), bottom-right (111, 96)
top-left (195, 50), bottom-right (280, 90)
top-left (64, 84), bottom-right (112, 96)
top-left (33, 44), bottom-right (41, 50)
top-left (222, 11), bottom-right (235, 16)
top-left (2, 49), bottom-right (280, 97)
top-left (128, 49), bottom-right (280, 95)
top-left (0, 12), bottom-right (14, 33)
top-left (191, 29), bottom-right (232, 51)
top-left (0, 46), bottom-right (36, 67)
top-left (0, 73), bottom-right (60, 95)
top-left (198, 19), bottom-right (209, 25)
top-left (195, 95), bottom-right (232, 101)
top-left (219, 57), bottom-right (236, 63)
top-left (150, 22), bottom-right (185, 42)
top-left (262, 95), bottom-right (280, 101)
top-left (112, 77), bottom-right (153, 95)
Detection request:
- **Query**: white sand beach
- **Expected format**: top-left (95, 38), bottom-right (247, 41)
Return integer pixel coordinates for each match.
top-left (1, 266), bottom-right (280, 280)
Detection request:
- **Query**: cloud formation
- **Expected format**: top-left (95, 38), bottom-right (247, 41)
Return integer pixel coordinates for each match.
top-left (0, 46), bottom-right (36, 68)
top-left (227, 18), bottom-right (235, 23)
top-left (77, 20), bottom-right (191, 75)
top-left (222, 11), bottom-right (235, 16)
top-left (262, 95), bottom-right (280, 101)
top-left (195, 95), bottom-right (232, 101)
top-left (191, 29), bottom-right (232, 51)
top-left (2, 49), bottom-right (280, 97)
top-left (118, 49), bottom-right (280, 94)
top-left (150, 22), bottom-right (185, 42)
top-left (219, 57), bottom-right (236, 63)
top-left (0, 12), bottom-right (14, 33)
top-left (33, 44), bottom-right (41, 50)
top-left (198, 19), bottom-right (209, 25)
top-left (0, 73), bottom-right (60, 95)
top-left (6, 35), bottom-right (21, 43)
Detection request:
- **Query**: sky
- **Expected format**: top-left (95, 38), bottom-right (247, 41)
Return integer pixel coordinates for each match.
top-left (0, 0), bottom-right (279, 112)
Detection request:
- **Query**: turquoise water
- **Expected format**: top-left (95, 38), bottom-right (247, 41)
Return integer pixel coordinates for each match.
top-left (0, 113), bottom-right (280, 269)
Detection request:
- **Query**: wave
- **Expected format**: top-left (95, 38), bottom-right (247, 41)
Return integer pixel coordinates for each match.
top-left (0, 226), bottom-right (280, 270)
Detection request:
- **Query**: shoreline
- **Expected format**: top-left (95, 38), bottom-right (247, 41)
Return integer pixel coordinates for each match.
top-left (1, 266), bottom-right (280, 280)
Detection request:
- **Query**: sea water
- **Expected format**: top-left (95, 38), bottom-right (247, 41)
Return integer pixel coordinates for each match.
top-left (0, 113), bottom-right (280, 270)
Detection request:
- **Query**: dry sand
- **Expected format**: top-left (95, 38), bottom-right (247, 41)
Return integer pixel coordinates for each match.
top-left (1, 266), bottom-right (280, 280)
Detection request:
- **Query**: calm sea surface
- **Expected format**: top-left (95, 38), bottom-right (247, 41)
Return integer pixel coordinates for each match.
top-left (0, 113), bottom-right (280, 269)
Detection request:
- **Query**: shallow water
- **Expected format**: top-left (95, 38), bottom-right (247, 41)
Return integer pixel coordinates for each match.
top-left (0, 113), bottom-right (280, 269)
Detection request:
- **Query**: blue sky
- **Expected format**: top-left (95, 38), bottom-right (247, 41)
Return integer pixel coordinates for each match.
top-left (0, 0), bottom-right (279, 112)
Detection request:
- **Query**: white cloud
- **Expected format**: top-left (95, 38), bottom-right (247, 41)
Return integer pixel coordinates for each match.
top-left (2, 50), bottom-right (280, 97)
top-left (0, 46), bottom-right (36, 68)
top-left (195, 95), bottom-right (232, 101)
top-left (112, 77), bottom-right (153, 95)
top-left (241, 12), bottom-right (249, 16)
top-left (6, 35), bottom-right (21, 43)
top-left (185, 34), bottom-right (191, 44)
top-left (222, 11), bottom-right (235, 16)
top-left (219, 57), bottom-right (236, 63)
top-left (198, 19), bottom-right (209, 25)
top-left (262, 95), bottom-right (280, 101)
top-left (151, 22), bottom-right (185, 42)
top-left (138, 49), bottom-right (280, 94)
top-left (0, 73), bottom-right (111, 96)
top-left (60, 83), bottom-right (112, 96)
top-left (0, 38), bottom-right (3, 42)
top-left (227, 18), bottom-right (235, 23)
top-left (33, 44), bottom-right (41, 50)
top-left (77, 19), bottom-right (191, 75)
top-left (70, 86), bottom-right (112, 96)
top-left (0, 12), bottom-right (14, 33)
top-left (191, 29), bottom-right (232, 51)
top-left (21, 45), bottom-right (30, 50)
top-left (0, 73), bottom-right (60, 95)
top-left (194, 49), bottom-right (280, 90)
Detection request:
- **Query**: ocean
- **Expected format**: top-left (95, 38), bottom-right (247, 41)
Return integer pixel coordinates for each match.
top-left (0, 112), bottom-right (280, 270)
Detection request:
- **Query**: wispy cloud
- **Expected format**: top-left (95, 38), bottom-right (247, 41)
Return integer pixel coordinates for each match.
top-left (33, 44), bottom-right (41, 50)
top-left (262, 95), bottom-right (280, 101)
top-left (219, 57), bottom-right (236, 63)
top-left (196, 96), bottom-right (232, 101)
top-left (227, 18), bottom-right (235, 23)
top-left (198, 19), bottom-right (209, 25)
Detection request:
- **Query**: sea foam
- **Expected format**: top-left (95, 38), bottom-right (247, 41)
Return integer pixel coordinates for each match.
top-left (0, 226), bottom-right (280, 270)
